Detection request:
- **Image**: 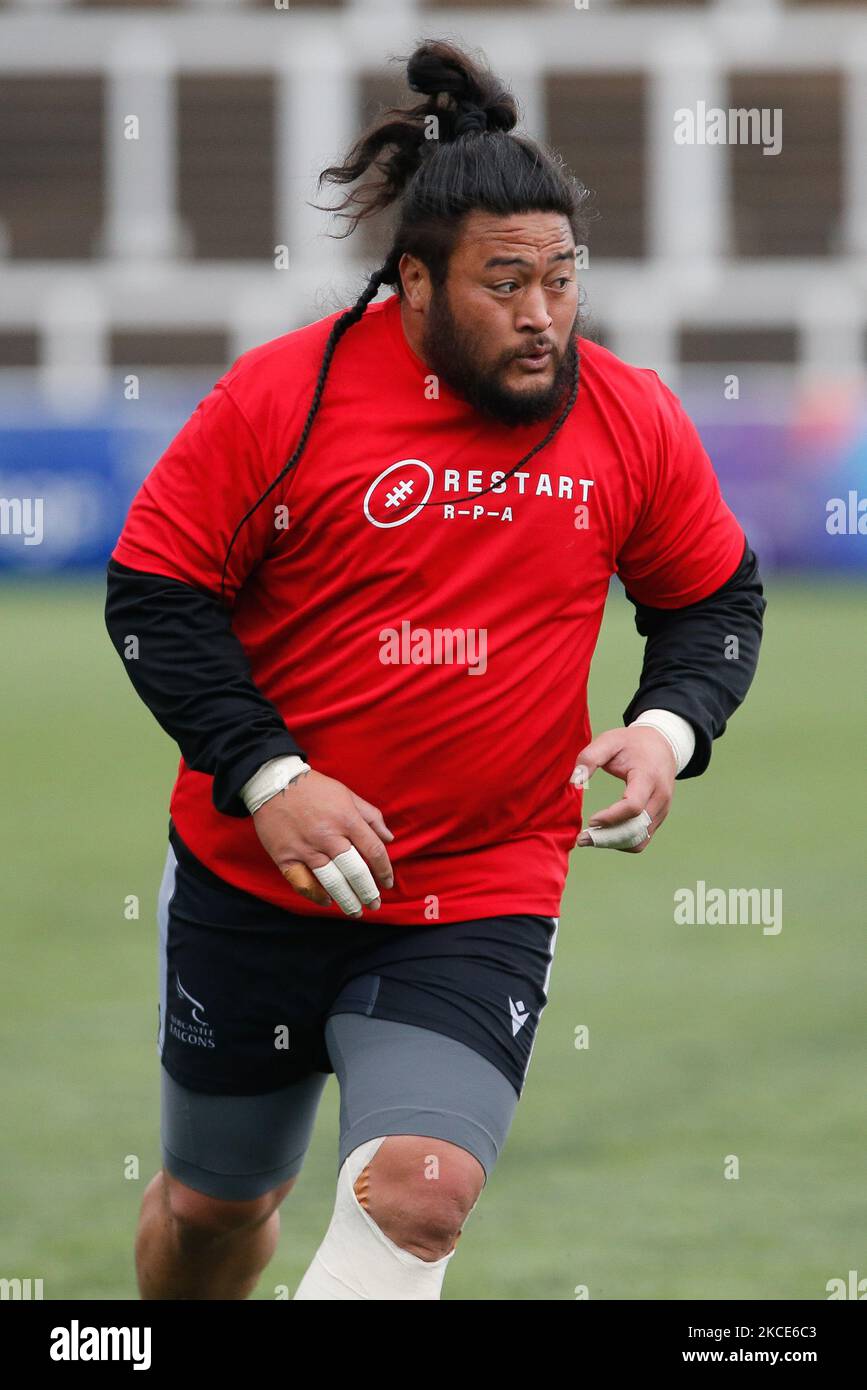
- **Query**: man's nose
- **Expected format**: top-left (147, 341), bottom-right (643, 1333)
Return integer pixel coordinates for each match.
top-left (515, 284), bottom-right (553, 334)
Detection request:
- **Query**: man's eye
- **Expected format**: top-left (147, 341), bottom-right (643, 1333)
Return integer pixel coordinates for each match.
top-left (493, 277), bottom-right (572, 293)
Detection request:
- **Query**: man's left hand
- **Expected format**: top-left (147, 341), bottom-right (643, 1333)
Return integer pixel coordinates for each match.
top-left (570, 725), bottom-right (678, 853)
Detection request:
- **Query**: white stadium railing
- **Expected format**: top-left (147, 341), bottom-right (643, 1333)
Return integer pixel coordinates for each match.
top-left (0, 0), bottom-right (865, 407)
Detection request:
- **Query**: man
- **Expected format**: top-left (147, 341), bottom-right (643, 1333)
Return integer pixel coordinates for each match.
top-left (105, 39), bottom-right (764, 1300)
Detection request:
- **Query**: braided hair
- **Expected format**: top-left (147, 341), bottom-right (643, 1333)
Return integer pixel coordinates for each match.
top-left (221, 38), bottom-right (592, 598)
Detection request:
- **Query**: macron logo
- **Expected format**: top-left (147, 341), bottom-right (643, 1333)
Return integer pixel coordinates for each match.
top-left (509, 998), bottom-right (529, 1036)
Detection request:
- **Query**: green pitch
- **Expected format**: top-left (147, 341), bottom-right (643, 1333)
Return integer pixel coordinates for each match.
top-left (0, 577), bottom-right (863, 1300)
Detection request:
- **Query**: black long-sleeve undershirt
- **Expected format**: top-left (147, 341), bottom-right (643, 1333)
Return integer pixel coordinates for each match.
top-left (105, 539), bottom-right (764, 815)
top-left (622, 538), bottom-right (766, 777)
top-left (104, 559), bottom-right (306, 817)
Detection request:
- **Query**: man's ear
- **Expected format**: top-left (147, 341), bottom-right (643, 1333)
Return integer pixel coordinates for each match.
top-left (399, 253), bottom-right (431, 311)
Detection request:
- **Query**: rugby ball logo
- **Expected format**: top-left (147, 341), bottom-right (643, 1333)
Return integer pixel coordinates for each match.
top-left (363, 459), bottom-right (434, 529)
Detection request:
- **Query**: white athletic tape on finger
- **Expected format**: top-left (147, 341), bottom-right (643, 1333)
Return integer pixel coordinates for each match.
top-left (311, 860), bottom-right (364, 916)
top-left (331, 847), bottom-right (381, 906)
top-left (584, 809), bottom-right (652, 850)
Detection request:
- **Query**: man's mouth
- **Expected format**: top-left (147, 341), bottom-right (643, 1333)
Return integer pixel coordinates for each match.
top-left (515, 345), bottom-right (553, 370)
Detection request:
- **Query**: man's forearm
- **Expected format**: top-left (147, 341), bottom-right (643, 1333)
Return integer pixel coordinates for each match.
top-left (104, 559), bottom-right (308, 816)
top-left (622, 540), bottom-right (766, 778)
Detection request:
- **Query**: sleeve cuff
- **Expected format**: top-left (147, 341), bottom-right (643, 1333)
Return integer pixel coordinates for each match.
top-left (213, 735), bottom-right (309, 817)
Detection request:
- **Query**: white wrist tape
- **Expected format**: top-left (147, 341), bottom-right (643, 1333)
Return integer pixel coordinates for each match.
top-left (630, 709), bottom-right (695, 775)
top-left (240, 754), bottom-right (311, 815)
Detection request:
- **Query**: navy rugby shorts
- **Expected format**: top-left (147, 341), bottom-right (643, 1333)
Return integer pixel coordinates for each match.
top-left (159, 822), bottom-right (558, 1098)
top-left (155, 823), bottom-right (559, 1197)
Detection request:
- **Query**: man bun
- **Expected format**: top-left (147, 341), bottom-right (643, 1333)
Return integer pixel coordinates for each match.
top-left (405, 39), bottom-right (519, 142)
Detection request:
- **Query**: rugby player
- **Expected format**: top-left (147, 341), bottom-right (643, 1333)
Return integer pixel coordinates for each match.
top-left (104, 39), bottom-right (765, 1300)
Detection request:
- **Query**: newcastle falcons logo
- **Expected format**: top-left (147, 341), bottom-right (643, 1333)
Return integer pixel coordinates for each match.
top-left (175, 974), bottom-right (207, 1025)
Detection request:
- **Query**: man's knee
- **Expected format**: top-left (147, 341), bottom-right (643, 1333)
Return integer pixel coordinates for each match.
top-left (162, 1168), bottom-right (296, 1242)
top-left (357, 1135), bottom-right (485, 1261)
top-left (292, 1135), bottom-right (482, 1299)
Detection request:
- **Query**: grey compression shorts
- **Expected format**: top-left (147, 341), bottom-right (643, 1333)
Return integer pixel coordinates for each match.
top-left (162, 1012), bottom-right (522, 1201)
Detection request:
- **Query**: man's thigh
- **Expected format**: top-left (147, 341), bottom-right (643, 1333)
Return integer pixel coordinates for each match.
top-left (324, 1013), bottom-right (520, 1184)
top-left (160, 1065), bottom-right (329, 1201)
top-left (156, 841), bottom-right (336, 1199)
top-left (324, 910), bottom-right (560, 1178)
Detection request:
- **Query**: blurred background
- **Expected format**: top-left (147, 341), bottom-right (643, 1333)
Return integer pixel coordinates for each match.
top-left (1, 0), bottom-right (864, 1300)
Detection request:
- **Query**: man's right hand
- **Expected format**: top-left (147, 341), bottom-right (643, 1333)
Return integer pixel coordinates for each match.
top-left (251, 768), bottom-right (395, 918)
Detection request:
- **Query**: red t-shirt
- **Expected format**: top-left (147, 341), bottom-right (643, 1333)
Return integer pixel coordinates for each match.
top-left (113, 292), bottom-right (745, 924)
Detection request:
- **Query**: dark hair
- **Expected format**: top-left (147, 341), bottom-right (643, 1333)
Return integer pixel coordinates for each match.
top-left (221, 38), bottom-right (592, 599)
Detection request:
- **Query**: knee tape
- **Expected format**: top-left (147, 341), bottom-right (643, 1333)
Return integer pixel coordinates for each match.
top-left (292, 1137), bottom-right (458, 1301)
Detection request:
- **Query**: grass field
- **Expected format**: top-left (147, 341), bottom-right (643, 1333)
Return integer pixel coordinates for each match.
top-left (0, 576), bottom-right (863, 1301)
